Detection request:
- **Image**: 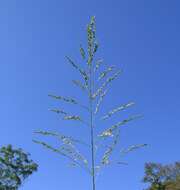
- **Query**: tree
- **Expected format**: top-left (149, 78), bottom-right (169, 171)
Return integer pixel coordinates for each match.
top-left (34, 16), bottom-right (146, 190)
top-left (165, 177), bottom-right (180, 190)
top-left (0, 145), bottom-right (38, 190)
top-left (143, 162), bottom-right (180, 190)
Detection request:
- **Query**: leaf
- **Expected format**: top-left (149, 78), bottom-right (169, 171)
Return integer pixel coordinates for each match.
top-left (99, 115), bottom-right (142, 137)
top-left (92, 70), bottom-right (122, 99)
top-left (98, 66), bottom-right (115, 81)
top-left (101, 102), bottom-right (135, 120)
top-left (94, 89), bottom-right (108, 114)
top-left (48, 94), bottom-right (78, 104)
top-left (80, 45), bottom-right (85, 59)
top-left (120, 144), bottom-right (148, 154)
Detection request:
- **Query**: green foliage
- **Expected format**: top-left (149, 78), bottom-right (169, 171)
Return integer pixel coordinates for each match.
top-left (0, 145), bottom-right (38, 190)
top-left (34, 16), bottom-right (145, 190)
top-left (143, 162), bottom-right (180, 190)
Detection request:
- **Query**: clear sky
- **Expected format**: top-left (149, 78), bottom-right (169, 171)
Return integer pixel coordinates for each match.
top-left (0, 1), bottom-right (180, 190)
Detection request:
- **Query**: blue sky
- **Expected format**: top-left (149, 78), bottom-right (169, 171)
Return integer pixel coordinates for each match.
top-left (0, 1), bottom-right (180, 190)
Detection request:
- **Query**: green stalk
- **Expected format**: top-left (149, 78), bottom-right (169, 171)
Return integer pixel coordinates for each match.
top-left (89, 62), bottom-right (96, 190)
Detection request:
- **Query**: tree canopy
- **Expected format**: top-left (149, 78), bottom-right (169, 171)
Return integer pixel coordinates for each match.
top-left (143, 162), bottom-right (180, 190)
top-left (0, 145), bottom-right (38, 190)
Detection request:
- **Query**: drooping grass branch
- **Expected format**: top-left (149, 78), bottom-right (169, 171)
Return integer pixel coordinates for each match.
top-left (34, 16), bottom-right (146, 190)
